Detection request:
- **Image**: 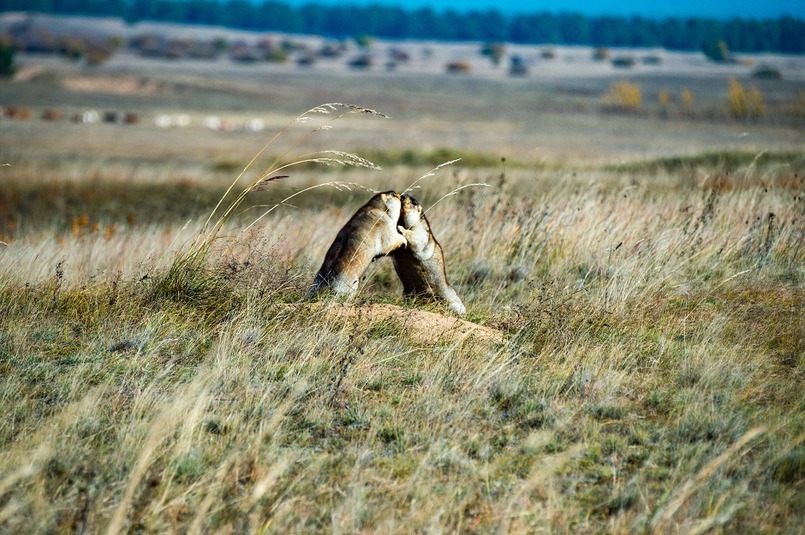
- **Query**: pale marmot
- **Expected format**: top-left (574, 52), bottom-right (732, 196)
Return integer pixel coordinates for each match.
top-left (307, 191), bottom-right (407, 298)
top-left (391, 194), bottom-right (466, 315)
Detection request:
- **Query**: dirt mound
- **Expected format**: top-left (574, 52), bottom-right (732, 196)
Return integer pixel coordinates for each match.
top-left (299, 303), bottom-right (504, 347)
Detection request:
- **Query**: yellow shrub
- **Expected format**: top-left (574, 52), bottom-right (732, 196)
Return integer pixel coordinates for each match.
top-left (602, 81), bottom-right (642, 113)
top-left (746, 86), bottom-right (766, 118)
top-left (728, 79), bottom-right (766, 120)
top-left (728, 78), bottom-right (747, 118)
top-left (681, 88), bottom-right (695, 113)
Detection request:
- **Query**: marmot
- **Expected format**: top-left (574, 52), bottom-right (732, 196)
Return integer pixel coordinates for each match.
top-left (391, 194), bottom-right (466, 315)
top-left (307, 191), bottom-right (407, 298)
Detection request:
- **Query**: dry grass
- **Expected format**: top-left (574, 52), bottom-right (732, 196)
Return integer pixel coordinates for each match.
top-left (1, 51), bottom-right (804, 530)
top-left (0, 131), bottom-right (803, 532)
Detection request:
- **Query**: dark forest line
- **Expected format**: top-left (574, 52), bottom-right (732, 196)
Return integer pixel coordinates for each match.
top-left (1, 0), bottom-right (804, 53)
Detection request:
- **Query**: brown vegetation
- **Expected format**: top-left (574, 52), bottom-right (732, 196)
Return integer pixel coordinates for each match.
top-left (446, 60), bottom-right (472, 74)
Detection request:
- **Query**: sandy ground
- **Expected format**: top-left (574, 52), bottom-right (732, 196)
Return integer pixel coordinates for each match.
top-left (298, 302), bottom-right (505, 348)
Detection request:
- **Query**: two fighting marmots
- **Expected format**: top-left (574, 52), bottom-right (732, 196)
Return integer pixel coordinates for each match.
top-left (307, 191), bottom-right (466, 315)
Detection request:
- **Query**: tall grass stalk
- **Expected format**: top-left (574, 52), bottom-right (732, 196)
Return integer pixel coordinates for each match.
top-left (163, 103), bottom-right (387, 292)
top-left (400, 157), bottom-right (492, 213)
top-left (241, 181), bottom-right (374, 233)
top-left (402, 158), bottom-right (462, 194)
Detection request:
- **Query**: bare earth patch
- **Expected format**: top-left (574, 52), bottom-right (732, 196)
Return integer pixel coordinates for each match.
top-left (298, 302), bottom-right (504, 347)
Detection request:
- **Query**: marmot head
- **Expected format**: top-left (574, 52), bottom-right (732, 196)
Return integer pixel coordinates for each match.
top-left (377, 191), bottom-right (402, 219)
top-left (400, 194), bottom-right (423, 228)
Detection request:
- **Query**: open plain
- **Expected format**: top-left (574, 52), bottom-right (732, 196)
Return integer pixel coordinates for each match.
top-left (0, 17), bottom-right (804, 533)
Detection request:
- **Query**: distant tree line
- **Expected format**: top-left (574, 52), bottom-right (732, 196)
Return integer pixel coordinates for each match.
top-left (1, 0), bottom-right (803, 53)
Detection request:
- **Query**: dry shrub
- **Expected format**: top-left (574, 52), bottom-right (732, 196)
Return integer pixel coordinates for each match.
top-left (728, 78), bottom-right (766, 120)
top-left (602, 81), bottom-right (642, 113)
top-left (657, 89), bottom-right (670, 108)
top-left (681, 87), bottom-right (695, 115)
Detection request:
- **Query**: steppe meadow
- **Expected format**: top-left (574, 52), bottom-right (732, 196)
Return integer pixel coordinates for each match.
top-left (0, 14), bottom-right (803, 533)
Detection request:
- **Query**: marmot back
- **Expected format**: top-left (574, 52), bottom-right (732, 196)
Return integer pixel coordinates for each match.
top-left (307, 191), bottom-right (407, 299)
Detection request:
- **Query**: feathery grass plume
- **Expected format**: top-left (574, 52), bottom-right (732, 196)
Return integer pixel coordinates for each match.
top-left (161, 103), bottom-right (387, 295)
top-left (400, 158), bottom-right (492, 213)
top-left (241, 180), bottom-right (375, 232)
top-left (402, 158), bottom-right (462, 194)
top-left (199, 104), bottom-right (385, 249)
top-left (425, 183), bottom-right (492, 214)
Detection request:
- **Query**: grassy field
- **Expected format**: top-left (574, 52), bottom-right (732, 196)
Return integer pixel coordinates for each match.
top-left (1, 46), bottom-right (804, 533)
